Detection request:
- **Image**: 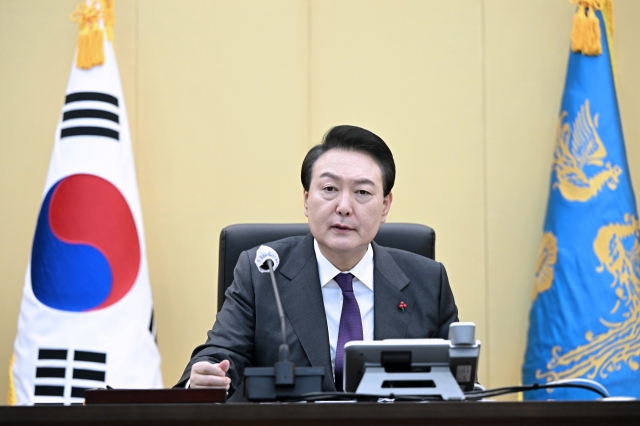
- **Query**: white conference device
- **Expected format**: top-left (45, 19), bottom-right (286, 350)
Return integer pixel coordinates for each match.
top-left (343, 322), bottom-right (480, 400)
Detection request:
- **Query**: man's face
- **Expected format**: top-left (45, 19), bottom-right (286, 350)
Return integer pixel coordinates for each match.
top-left (304, 149), bottom-right (392, 269)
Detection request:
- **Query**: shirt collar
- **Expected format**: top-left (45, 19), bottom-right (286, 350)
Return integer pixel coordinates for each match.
top-left (314, 239), bottom-right (374, 291)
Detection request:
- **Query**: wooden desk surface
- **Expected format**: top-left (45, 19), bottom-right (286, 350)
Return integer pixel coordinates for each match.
top-left (1, 401), bottom-right (640, 426)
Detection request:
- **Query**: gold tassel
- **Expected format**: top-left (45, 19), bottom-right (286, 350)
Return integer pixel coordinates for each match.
top-left (7, 354), bottom-right (16, 406)
top-left (570, 4), bottom-right (587, 53)
top-left (570, 0), bottom-right (604, 56)
top-left (90, 20), bottom-right (105, 65)
top-left (585, 5), bottom-right (602, 55)
top-left (70, 1), bottom-right (104, 69)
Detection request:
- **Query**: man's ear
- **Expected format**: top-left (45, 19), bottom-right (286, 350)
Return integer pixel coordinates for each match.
top-left (380, 192), bottom-right (393, 223)
top-left (303, 188), bottom-right (309, 217)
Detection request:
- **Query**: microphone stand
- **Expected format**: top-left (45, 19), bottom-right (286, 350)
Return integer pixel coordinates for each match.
top-left (243, 258), bottom-right (324, 401)
top-left (266, 259), bottom-right (294, 386)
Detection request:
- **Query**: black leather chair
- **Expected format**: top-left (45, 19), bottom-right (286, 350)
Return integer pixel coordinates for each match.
top-left (216, 223), bottom-right (436, 312)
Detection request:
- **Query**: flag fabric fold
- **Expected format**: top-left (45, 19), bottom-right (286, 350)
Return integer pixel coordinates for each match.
top-left (9, 0), bottom-right (162, 405)
top-left (523, 0), bottom-right (640, 400)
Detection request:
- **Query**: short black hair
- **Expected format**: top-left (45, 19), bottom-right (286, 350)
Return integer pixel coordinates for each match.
top-left (301, 125), bottom-right (395, 197)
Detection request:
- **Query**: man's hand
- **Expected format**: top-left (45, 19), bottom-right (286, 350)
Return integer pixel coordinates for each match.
top-left (189, 360), bottom-right (231, 389)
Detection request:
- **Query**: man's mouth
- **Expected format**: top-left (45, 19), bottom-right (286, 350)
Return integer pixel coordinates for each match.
top-left (331, 224), bottom-right (354, 231)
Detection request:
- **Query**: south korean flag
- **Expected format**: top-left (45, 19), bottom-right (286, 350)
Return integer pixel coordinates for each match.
top-left (10, 1), bottom-right (163, 405)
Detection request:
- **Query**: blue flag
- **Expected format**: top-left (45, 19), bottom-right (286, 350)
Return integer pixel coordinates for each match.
top-left (523, 2), bottom-right (640, 400)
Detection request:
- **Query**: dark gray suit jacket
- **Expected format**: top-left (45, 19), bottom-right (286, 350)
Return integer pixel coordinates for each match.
top-left (176, 233), bottom-right (458, 396)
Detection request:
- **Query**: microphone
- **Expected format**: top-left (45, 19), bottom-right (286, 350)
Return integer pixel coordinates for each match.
top-left (254, 245), bottom-right (280, 272)
top-left (242, 245), bottom-right (324, 401)
top-left (254, 246), bottom-right (292, 385)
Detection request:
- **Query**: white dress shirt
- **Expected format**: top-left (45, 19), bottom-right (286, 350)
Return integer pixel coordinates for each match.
top-left (313, 239), bottom-right (374, 376)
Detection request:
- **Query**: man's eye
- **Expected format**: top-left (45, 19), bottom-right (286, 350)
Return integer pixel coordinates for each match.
top-left (357, 190), bottom-right (369, 195)
top-left (324, 186), bottom-right (337, 192)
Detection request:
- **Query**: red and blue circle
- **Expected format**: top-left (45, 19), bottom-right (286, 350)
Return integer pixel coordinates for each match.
top-left (31, 174), bottom-right (140, 311)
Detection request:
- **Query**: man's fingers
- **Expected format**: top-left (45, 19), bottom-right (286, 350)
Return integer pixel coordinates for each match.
top-left (193, 360), bottom-right (228, 377)
top-left (191, 374), bottom-right (230, 389)
top-left (190, 361), bottom-right (231, 389)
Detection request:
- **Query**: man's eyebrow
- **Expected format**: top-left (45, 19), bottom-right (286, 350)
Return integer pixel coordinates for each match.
top-left (319, 172), bottom-right (340, 180)
top-left (318, 172), bottom-right (376, 186)
top-left (354, 178), bottom-right (375, 186)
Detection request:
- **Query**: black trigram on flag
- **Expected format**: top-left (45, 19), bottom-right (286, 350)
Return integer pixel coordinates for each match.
top-left (60, 92), bottom-right (120, 141)
top-left (34, 348), bottom-right (106, 405)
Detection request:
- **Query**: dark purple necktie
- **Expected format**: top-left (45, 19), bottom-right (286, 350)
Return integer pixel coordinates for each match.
top-left (334, 273), bottom-right (363, 391)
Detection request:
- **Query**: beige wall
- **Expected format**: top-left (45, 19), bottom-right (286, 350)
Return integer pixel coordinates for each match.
top-left (2, 0), bottom-right (640, 403)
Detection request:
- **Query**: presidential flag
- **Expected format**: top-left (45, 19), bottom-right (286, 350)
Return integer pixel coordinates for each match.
top-left (9, 0), bottom-right (162, 405)
top-left (523, 0), bottom-right (639, 400)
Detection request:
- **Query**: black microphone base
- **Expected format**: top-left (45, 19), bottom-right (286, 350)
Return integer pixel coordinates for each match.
top-left (244, 366), bottom-right (325, 401)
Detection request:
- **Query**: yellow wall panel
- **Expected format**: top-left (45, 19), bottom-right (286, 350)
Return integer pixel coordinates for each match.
top-left (136, 0), bottom-right (310, 383)
top-left (483, 0), bottom-right (575, 395)
top-left (615, 1), bottom-right (640, 198)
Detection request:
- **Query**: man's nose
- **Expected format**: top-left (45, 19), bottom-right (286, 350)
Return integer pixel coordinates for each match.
top-left (336, 192), bottom-right (353, 216)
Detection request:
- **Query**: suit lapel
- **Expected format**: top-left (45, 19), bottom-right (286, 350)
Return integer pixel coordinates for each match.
top-left (372, 242), bottom-right (414, 340)
top-left (278, 234), bottom-right (334, 390)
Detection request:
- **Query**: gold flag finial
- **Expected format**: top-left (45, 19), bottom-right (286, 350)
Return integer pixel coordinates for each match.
top-left (70, 0), bottom-right (104, 69)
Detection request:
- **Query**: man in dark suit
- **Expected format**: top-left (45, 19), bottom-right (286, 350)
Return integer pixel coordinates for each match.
top-left (176, 125), bottom-right (458, 396)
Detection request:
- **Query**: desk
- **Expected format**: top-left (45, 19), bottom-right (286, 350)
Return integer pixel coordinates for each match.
top-left (1, 401), bottom-right (639, 426)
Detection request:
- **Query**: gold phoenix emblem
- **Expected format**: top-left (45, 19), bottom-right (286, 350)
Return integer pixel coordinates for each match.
top-left (533, 233), bottom-right (557, 301)
top-left (536, 214), bottom-right (640, 383)
top-left (552, 100), bottom-right (622, 202)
